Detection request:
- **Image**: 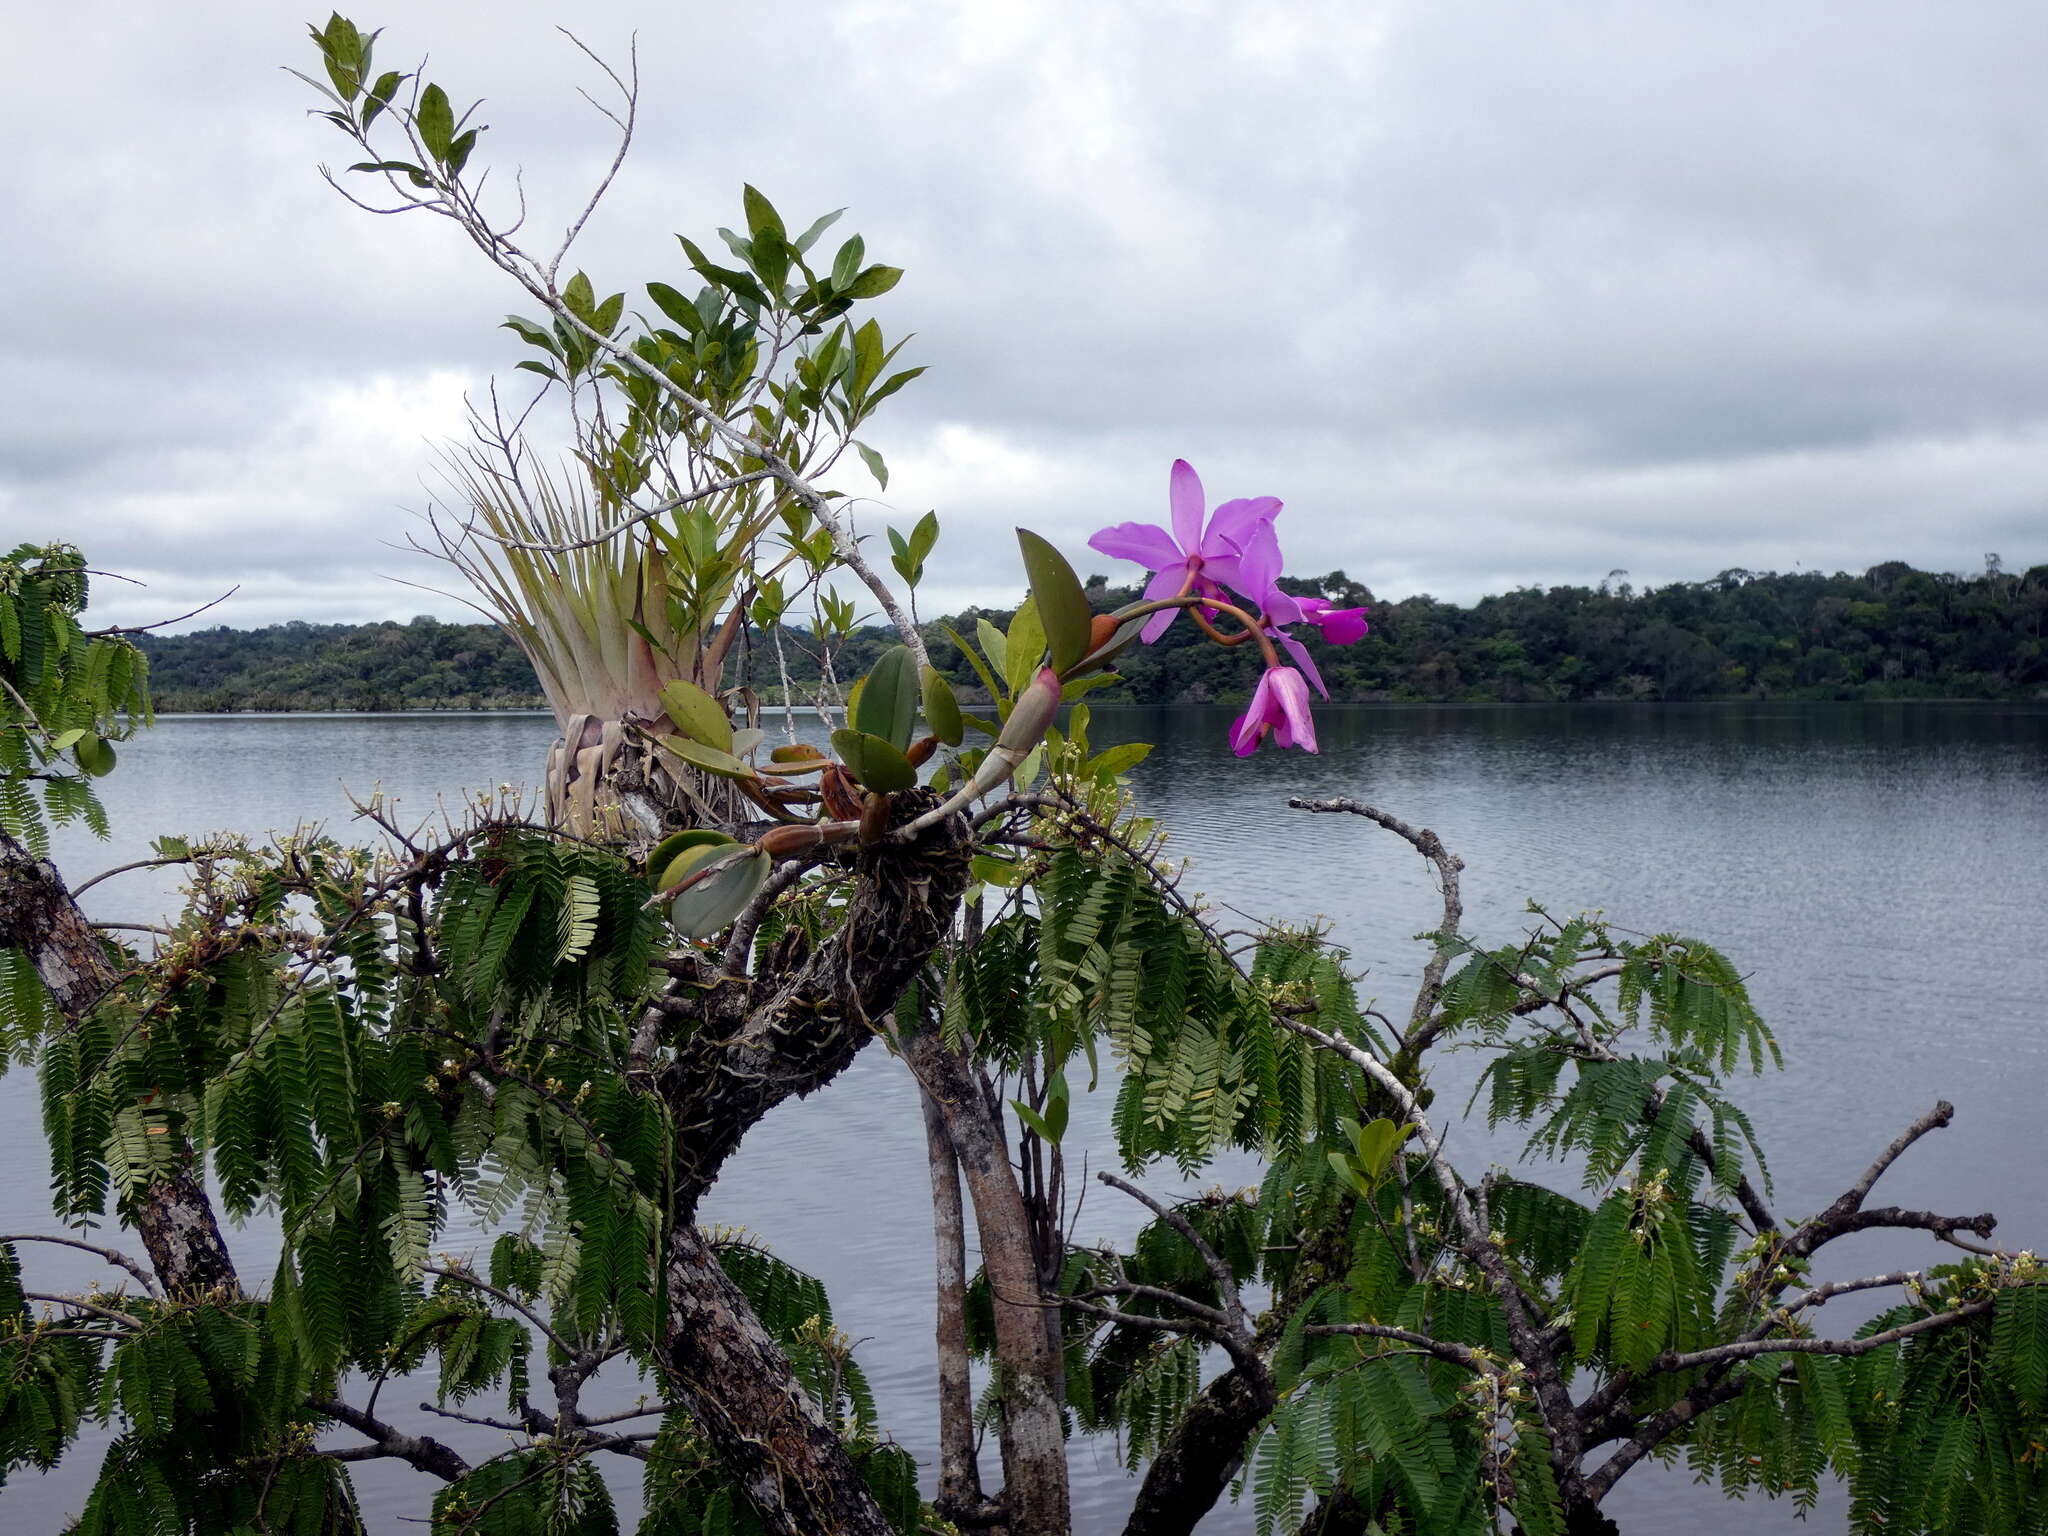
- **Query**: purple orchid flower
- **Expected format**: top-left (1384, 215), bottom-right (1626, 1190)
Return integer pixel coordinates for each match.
top-left (1297, 597), bottom-right (1371, 645)
top-left (1089, 460), bottom-right (1281, 643)
top-left (1230, 665), bottom-right (1319, 757)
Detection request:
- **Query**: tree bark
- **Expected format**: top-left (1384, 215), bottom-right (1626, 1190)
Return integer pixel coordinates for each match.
top-left (1119, 1364), bottom-right (1277, 1536)
top-left (906, 1028), bottom-right (1072, 1536)
top-left (0, 827), bottom-right (240, 1297)
top-left (661, 1222), bottom-right (896, 1536)
top-left (920, 1083), bottom-right (987, 1516)
top-left (637, 791), bottom-right (976, 1534)
top-left (653, 790), bottom-right (976, 1214)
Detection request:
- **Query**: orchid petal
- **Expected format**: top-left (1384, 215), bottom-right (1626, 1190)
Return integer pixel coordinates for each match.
top-left (1271, 667), bottom-right (1319, 753)
top-left (1229, 710), bottom-right (1261, 756)
top-left (1138, 565), bottom-right (1188, 644)
top-left (1299, 597), bottom-right (1371, 645)
top-left (1088, 520), bottom-right (1185, 571)
top-left (1202, 496), bottom-right (1282, 557)
top-left (1276, 630), bottom-right (1328, 698)
top-left (1208, 521), bottom-right (1301, 624)
top-left (1230, 668), bottom-right (1278, 755)
top-left (1169, 460), bottom-right (1206, 555)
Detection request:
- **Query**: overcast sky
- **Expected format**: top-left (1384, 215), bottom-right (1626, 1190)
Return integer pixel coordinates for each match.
top-left (5, 2), bottom-right (2046, 631)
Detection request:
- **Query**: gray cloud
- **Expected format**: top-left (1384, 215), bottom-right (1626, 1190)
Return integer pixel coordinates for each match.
top-left (5, 0), bottom-right (2044, 632)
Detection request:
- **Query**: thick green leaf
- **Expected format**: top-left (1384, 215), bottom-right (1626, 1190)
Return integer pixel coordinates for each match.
top-left (659, 735), bottom-right (754, 781)
top-left (1351, 1118), bottom-right (1413, 1181)
top-left (659, 679), bottom-right (734, 752)
top-left (416, 83), bottom-right (454, 160)
top-left (791, 207), bottom-right (844, 254)
top-left (1016, 528), bottom-right (1092, 674)
top-left (741, 184), bottom-right (785, 242)
top-left (850, 319), bottom-right (884, 397)
top-left (831, 729), bottom-right (917, 793)
top-left (866, 366), bottom-right (926, 409)
top-left (854, 441), bottom-right (888, 490)
top-left (909, 510), bottom-right (940, 564)
top-left (843, 265), bottom-right (904, 299)
top-left (920, 667), bottom-right (963, 746)
top-left (945, 623), bottom-right (1005, 704)
top-left (655, 839), bottom-right (725, 894)
top-left (1003, 597), bottom-right (1045, 698)
top-left (975, 619), bottom-right (1009, 689)
top-left (670, 849), bottom-right (770, 939)
top-left (854, 645), bottom-right (919, 753)
top-left (1084, 742), bottom-right (1151, 782)
top-left (831, 235), bottom-right (866, 291)
top-left (648, 829), bottom-right (737, 889)
top-left (362, 69), bottom-right (403, 130)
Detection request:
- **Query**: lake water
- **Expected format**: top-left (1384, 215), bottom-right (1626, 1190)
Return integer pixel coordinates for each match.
top-left (10, 703), bottom-right (2048, 1533)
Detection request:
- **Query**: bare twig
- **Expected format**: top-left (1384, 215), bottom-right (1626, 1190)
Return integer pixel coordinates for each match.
top-left (86, 586), bottom-right (239, 638)
top-left (1288, 797), bottom-right (1463, 1048)
top-left (0, 1234), bottom-right (159, 1295)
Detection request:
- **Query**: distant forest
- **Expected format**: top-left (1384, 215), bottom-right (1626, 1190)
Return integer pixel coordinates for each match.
top-left (139, 557), bottom-right (2048, 712)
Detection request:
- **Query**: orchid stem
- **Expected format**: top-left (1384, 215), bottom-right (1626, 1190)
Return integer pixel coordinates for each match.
top-left (1116, 593), bottom-right (1282, 669)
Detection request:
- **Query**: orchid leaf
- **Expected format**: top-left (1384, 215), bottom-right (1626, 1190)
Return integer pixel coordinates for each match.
top-left (1016, 528), bottom-right (1091, 675)
top-left (974, 619), bottom-right (1009, 691)
top-left (1003, 597), bottom-right (1045, 699)
top-left (654, 840), bottom-right (725, 896)
top-left (1061, 673), bottom-right (1122, 703)
top-left (647, 828), bottom-right (737, 889)
top-left (831, 728), bottom-right (917, 793)
top-left (920, 666), bottom-right (963, 746)
top-left (659, 679), bottom-right (734, 752)
top-left (854, 644), bottom-right (919, 752)
top-left (659, 734), bottom-right (755, 781)
top-left (945, 624), bottom-right (1005, 704)
top-left (669, 848), bottom-right (770, 939)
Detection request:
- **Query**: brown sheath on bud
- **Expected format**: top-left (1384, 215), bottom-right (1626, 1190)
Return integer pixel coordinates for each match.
top-left (755, 822), bottom-right (824, 858)
top-left (905, 734), bottom-right (938, 767)
top-left (819, 763), bottom-right (863, 822)
top-left (1088, 613), bottom-right (1120, 653)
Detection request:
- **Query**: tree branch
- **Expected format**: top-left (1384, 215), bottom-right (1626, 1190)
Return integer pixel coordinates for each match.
top-left (311, 1395), bottom-right (471, 1483)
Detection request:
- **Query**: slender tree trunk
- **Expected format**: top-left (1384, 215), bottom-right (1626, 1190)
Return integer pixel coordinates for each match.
top-left (0, 828), bottom-right (240, 1297)
top-left (920, 1083), bottom-right (988, 1516)
top-left (906, 1029), bottom-right (1072, 1536)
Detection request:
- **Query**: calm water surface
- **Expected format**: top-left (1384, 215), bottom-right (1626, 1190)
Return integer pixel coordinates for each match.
top-left (10, 703), bottom-right (2046, 1533)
